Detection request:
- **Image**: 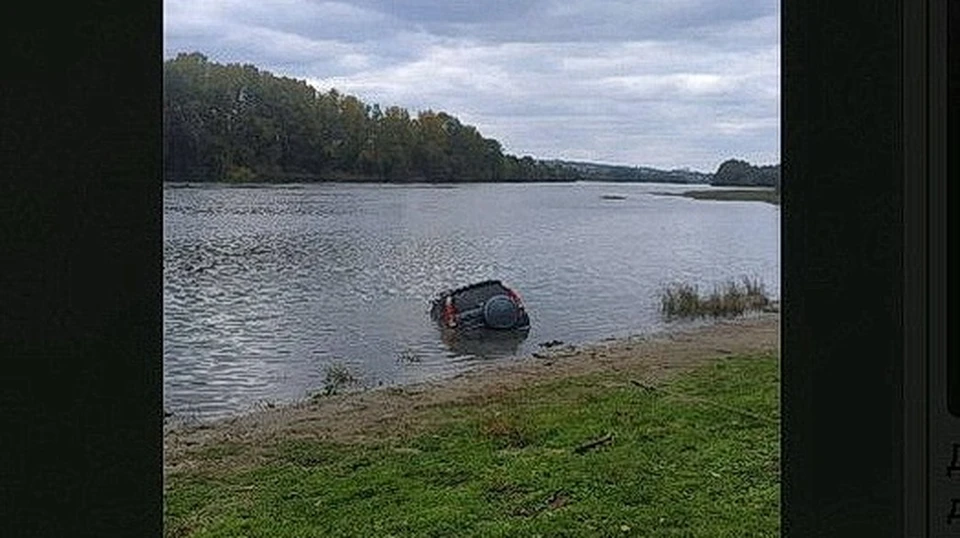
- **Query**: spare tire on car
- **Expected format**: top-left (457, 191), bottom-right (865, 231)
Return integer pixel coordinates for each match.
top-left (483, 295), bottom-right (520, 329)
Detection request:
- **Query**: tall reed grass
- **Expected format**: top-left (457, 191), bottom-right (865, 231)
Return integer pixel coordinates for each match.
top-left (660, 276), bottom-right (771, 319)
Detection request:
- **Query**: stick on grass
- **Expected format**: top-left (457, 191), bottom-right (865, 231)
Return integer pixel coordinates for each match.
top-left (573, 433), bottom-right (615, 454)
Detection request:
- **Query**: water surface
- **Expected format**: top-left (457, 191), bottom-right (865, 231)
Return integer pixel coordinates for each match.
top-left (164, 182), bottom-right (779, 420)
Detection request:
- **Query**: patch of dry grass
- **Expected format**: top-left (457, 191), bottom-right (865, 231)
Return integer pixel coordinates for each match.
top-left (479, 412), bottom-right (534, 449)
top-left (660, 277), bottom-right (771, 320)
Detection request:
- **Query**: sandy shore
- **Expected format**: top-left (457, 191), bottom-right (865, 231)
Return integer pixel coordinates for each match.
top-left (164, 313), bottom-right (780, 474)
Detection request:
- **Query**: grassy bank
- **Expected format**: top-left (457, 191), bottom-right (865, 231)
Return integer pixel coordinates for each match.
top-left (655, 189), bottom-right (780, 205)
top-left (165, 353), bottom-right (780, 537)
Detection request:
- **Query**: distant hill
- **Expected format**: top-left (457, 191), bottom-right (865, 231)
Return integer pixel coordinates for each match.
top-left (546, 160), bottom-right (712, 184)
top-left (711, 159), bottom-right (781, 188)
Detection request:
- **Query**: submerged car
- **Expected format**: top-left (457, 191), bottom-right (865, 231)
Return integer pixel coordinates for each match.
top-left (439, 326), bottom-right (529, 358)
top-left (429, 280), bottom-right (531, 331)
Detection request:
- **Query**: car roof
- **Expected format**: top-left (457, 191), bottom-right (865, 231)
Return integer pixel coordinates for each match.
top-left (442, 279), bottom-right (505, 296)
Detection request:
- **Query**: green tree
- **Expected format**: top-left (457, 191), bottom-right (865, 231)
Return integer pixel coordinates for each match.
top-left (162, 53), bottom-right (575, 183)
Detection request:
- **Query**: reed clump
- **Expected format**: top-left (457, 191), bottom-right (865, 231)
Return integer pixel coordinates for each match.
top-left (660, 276), bottom-right (771, 319)
top-left (319, 361), bottom-right (359, 396)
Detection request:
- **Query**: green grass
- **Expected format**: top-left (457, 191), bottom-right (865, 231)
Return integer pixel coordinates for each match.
top-left (165, 354), bottom-right (780, 537)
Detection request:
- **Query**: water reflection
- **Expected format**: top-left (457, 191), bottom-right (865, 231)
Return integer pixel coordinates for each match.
top-left (440, 327), bottom-right (530, 360)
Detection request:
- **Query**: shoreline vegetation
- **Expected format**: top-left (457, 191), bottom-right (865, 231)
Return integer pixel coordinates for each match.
top-left (164, 313), bottom-right (780, 537)
top-left (659, 277), bottom-right (777, 319)
top-left (653, 188), bottom-right (780, 205)
top-left (163, 53), bottom-right (778, 187)
top-left (164, 53), bottom-right (573, 184)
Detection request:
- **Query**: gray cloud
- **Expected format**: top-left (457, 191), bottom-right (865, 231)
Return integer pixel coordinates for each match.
top-left (163, 0), bottom-right (780, 172)
top-left (349, 0), bottom-right (539, 24)
top-left (345, 0), bottom-right (775, 44)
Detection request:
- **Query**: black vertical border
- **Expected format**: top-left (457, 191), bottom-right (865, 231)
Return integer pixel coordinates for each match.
top-left (946, 0), bottom-right (960, 420)
top-left (782, 0), bottom-right (909, 535)
top-left (0, 0), bottom-right (163, 536)
top-left (927, 0), bottom-right (952, 534)
top-left (903, 0), bottom-right (930, 534)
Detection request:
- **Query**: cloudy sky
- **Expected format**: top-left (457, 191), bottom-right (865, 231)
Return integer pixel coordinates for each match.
top-left (163, 0), bottom-right (779, 172)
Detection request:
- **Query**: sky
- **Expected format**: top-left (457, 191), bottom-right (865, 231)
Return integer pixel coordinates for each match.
top-left (163, 0), bottom-right (780, 173)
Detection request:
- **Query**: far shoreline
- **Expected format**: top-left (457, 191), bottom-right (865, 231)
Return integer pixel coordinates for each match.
top-left (162, 178), bottom-right (716, 186)
top-left (652, 188), bottom-right (780, 205)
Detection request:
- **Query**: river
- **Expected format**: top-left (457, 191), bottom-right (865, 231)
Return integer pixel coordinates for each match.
top-left (164, 181), bottom-right (779, 420)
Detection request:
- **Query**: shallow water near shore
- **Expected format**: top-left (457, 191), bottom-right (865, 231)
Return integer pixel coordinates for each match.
top-left (164, 181), bottom-right (779, 420)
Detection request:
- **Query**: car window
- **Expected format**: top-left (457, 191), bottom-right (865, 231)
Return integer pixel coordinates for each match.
top-left (452, 282), bottom-right (506, 310)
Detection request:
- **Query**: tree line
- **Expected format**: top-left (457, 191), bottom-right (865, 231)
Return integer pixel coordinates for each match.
top-left (551, 160), bottom-right (712, 184)
top-left (163, 53), bottom-right (578, 183)
top-left (711, 159), bottom-right (781, 189)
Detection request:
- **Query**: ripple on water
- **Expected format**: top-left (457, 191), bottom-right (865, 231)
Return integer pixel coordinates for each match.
top-left (164, 182), bottom-right (780, 420)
